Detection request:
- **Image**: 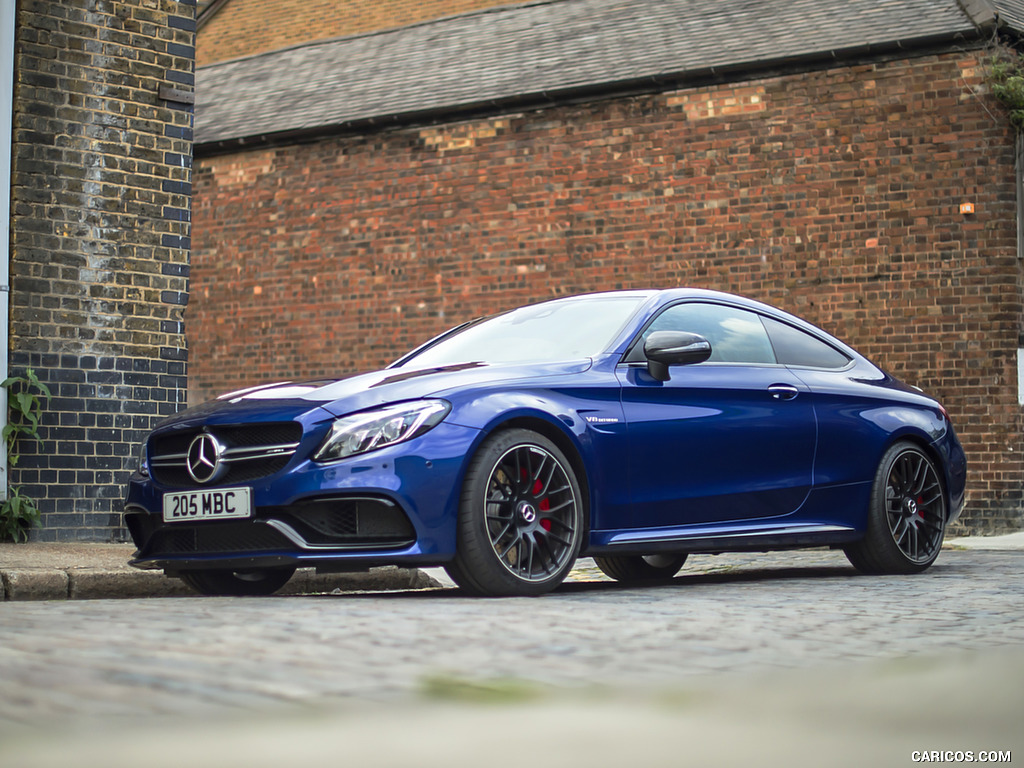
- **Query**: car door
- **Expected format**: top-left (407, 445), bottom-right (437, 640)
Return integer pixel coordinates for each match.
top-left (616, 301), bottom-right (817, 529)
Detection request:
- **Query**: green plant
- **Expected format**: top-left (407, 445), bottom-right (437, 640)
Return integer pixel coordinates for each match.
top-left (1, 369), bottom-right (51, 542)
top-left (989, 50), bottom-right (1024, 128)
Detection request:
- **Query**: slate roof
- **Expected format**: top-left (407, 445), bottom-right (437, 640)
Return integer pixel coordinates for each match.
top-left (195, 0), bottom-right (1015, 149)
top-left (994, 0), bottom-right (1024, 27)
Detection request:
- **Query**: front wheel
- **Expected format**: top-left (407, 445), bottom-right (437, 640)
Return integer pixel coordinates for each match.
top-left (593, 554), bottom-right (688, 582)
top-left (844, 442), bottom-right (947, 575)
top-left (445, 429), bottom-right (584, 596)
top-left (179, 566), bottom-right (297, 596)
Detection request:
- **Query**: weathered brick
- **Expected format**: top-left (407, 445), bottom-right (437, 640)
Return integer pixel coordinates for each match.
top-left (9, 0), bottom-right (194, 542)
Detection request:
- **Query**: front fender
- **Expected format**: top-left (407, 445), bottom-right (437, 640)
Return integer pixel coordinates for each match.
top-left (445, 385), bottom-right (631, 532)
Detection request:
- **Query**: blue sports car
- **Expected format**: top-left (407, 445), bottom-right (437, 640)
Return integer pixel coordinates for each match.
top-left (125, 289), bottom-right (966, 596)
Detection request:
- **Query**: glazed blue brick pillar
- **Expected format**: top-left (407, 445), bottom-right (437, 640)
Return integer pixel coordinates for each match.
top-left (7, 1), bottom-right (195, 541)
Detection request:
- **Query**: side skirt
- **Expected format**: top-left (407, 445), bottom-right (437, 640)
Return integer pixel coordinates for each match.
top-left (584, 522), bottom-right (860, 557)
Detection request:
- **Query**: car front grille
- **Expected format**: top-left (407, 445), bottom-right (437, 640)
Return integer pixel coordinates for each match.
top-left (125, 497), bottom-right (416, 560)
top-left (148, 422), bottom-right (303, 488)
top-left (148, 521), bottom-right (293, 555)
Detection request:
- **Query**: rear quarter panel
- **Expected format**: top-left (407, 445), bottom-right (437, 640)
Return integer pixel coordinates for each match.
top-left (794, 364), bottom-right (949, 485)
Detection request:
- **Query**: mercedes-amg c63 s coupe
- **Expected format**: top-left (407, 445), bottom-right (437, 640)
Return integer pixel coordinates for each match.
top-left (125, 289), bottom-right (966, 596)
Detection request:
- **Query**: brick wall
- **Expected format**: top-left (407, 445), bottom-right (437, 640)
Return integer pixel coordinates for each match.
top-left (9, 0), bottom-right (195, 541)
top-left (198, 0), bottom-right (519, 66)
top-left (192, 50), bottom-right (1023, 534)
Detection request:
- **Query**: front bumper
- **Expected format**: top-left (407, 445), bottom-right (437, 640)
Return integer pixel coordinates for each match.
top-left (124, 421), bottom-right (480, 572)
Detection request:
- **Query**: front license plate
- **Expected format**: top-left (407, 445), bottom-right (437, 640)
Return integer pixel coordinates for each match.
top-left (163, 487), bottom-right (253, 523)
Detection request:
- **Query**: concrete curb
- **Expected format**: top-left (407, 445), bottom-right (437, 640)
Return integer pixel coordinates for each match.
top-left (0, 566), bottom-right (440, 601)
top-left (1, 567), bottom-right (188, 601)
top-left (945, 530), bottom-right (1024, 550)
top-left (3, 530), bottom-right (1022, 601)
top-left (0, 564), bottom-right (440, 601)
top-left (0, 542), bottom-right (440, 601)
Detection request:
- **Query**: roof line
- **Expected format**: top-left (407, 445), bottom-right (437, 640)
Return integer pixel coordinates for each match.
top-left (197, 0), bottom-right (232, 31)
top-left (195, 29), bottom-right (988, 156)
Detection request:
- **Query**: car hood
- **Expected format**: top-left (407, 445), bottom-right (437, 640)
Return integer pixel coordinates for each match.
top-left (306, 359), bottom-right (592, 416)
top-left (168, 359), bottom-right (593, 427)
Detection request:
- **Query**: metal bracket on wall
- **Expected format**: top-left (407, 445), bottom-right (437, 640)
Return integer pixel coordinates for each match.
top-left (1017, 132), bottom-right (1023, 259)
top-left (159, 84), bottom-right (195, 105)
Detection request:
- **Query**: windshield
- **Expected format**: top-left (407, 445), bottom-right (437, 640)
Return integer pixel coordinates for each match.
top-left (398, 294), bottom-right (646, 368)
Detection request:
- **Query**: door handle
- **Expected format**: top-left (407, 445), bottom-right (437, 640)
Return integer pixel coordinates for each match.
top-left (768, 384), bottom-right (800, 401)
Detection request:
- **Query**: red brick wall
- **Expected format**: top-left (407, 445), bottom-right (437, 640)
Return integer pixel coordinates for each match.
top-left (198, 0), bottom-right (516, 66)
top-left (192, 51), bottom-right (1024, 533)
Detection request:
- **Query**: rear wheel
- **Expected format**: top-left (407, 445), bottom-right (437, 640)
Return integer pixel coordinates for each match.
top-left (446, 429), bottom-right (583, 596)
top-left (845, 442), bottom-right (946, 575)
top-left (179, 566), bottom-right (296, 596)
top-left (593, 554), bottom-right (688, 582)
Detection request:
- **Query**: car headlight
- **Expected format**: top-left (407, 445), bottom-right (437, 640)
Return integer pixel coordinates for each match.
top-left (314, 400), bottom-right (451, 462)
top-left (137, 440), bottom-right (150, 477)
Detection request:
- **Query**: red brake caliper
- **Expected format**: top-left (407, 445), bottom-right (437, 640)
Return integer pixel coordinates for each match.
top-left (532, 477), bottom-right (552, 530)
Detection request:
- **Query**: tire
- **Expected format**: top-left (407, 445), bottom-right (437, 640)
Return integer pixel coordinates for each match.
top-left (844, 441), bottom-right (947, 575)
top-left (179, 566), bottom-right (297, 596)
top-left (593, 554), bottom-right (688, 582)
top-left (445, 429), bottom-right (584, 596)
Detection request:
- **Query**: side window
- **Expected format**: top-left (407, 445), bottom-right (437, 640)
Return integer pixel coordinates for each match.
top-left (761, 316), bottom-right (851, 369)
top-left (634, 303), bottom-right (776, 364)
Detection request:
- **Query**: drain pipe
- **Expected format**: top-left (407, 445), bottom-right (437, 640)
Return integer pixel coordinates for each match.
top-left (0, 0), bottom-right (16, 500)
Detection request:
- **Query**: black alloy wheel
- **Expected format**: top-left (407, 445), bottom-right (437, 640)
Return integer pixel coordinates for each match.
top-left (845, 442), bottom-right (947, 574)
top-left (446, 429), bottom-right (583, 596)
top-left (593, 553), bottom-right (688, 582)
top-left (179, 565), bottom-right (297, 596)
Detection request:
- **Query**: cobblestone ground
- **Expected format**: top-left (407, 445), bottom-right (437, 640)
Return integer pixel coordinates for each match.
top-left (0, 549), bottom-right (1022, 724)
top-left (1, 549), bottom-right (1022, 767)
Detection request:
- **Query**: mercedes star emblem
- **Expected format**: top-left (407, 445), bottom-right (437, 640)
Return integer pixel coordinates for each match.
top-left (186, 433), bottom-right (225, 484)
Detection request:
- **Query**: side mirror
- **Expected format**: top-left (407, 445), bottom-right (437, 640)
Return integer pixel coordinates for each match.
top-left (644, 331), bottom-right (712, 381)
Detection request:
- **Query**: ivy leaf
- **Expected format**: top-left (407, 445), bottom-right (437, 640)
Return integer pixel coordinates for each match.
top-left (989, 50), bottom-right (1024, 129)
top-left (1, 370), bottom-right (51, 541)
